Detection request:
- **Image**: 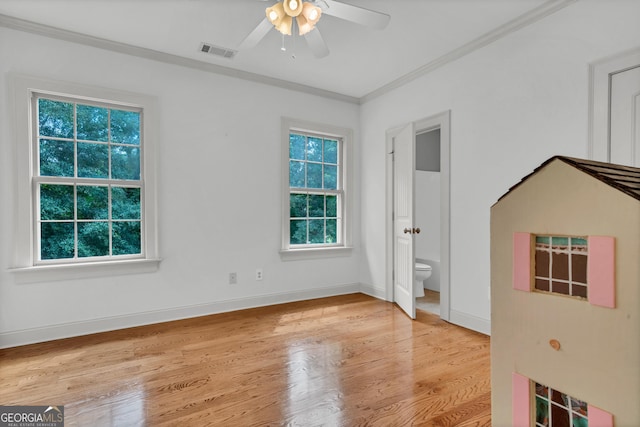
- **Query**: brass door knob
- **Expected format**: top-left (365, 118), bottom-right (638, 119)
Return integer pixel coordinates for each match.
top-left (413, 228), bottom-right (421, 234)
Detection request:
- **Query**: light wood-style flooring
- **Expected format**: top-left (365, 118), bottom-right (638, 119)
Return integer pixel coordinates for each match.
top-left (0, 294), bottom-right (491, 426)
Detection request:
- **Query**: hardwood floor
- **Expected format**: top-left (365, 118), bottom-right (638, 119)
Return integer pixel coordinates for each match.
top-left (0, 294), bottom-right (491, 426)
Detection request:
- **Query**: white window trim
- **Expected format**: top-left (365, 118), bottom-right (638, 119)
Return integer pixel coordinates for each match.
top-left (8, 74), bottom-right (160, 281)
top-left (280, 117), bottom-right (353, 260)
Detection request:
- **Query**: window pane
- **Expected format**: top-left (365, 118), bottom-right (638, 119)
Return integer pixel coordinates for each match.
top-left (535, 395), bottom-right (549, 425)
top-left (324, 164), bottom-right (337, 189)
top-left (551, 403), bottom-right (570, 427)
top-left (290, 160), bottom-right (305, 188)
top-left (307, 137), bottom-right (322, 162)
top-left (41, 222), bottom-right (74, 260)
top-left (552, 236), bottom-right (569, 246)
top-left (113, 221), bottom-right (141, 255)
top-left (289, 133), bottom-right (306, 160)
top-left (77, 185), bottom-right (108, 220)
top-left (78, 142), bottom-right (109, 178)
top-left (536, 236), bottom-right (550, 244)
top-left (111, 145), bottom-right (140, 180)
top-left (326, 195), bottom-right (337, 217)
top-left (38, 99), bottom-right (73, 139)
top-left (290, 220), bottom-right (307, 244)
top-left (40, 184), bottom-right (74, 220)
top-left (307, 163), bottom-right (322, 188)
top-left (77, 104), bottom-right (108, 142)
top-left (572, 254), bottom-right (587, 283)
top-left (78, 222), bottom-right (109, 257)
top-left (110, 109), bottom-right (140, 145)
top-left (309, 195), bottom-right (324, 217)
top-left (326, 219), bottom-right (337, 243)
top-left (308, 219), bottom-right (324, 243)
top-left (552, 281), bottom-right (570, 295)
top-left (324, 139), bottom-right (338, 164)
top-left (39, 139), bottom-right (74, 177)
top-left (552, 252), bottom-right (569, 280)
top-left (112, 187), bottom-right (141, 220)
top-left (290, 194), bottom-right (307, 218)
top-left (573, 285), bottom-right (587, 299)
top-left (535, 278), bottom-right (550, 292)
top-left (535, 249), bottom-right (550, 277)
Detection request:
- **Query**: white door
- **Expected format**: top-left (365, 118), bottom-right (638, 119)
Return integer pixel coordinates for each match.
top-left (393, 123), bottom-right (416, 319)
top-left (610, 65), bottom-right (640, 166)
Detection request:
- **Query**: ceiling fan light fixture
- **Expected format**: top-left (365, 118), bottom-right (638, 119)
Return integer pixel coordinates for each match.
top-left (296, 15), bottom-right (311, 35)
top-left (301, 2), bottom-right (321, 25)
top-left (266, 3), bottom-right (286, 25)
top-left (283, 0), bottom-right (304, 17)
top-left (275, 14), bottom-right (293, 35)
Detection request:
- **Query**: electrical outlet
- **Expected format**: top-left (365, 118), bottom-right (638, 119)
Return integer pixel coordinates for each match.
top-left (229, 272), bottom-right (237, 284)
top-left (255, 269), bottom-right (263, 281)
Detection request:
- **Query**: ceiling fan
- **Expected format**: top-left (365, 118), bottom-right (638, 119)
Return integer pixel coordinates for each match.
top-left (238, 0), bottom-right (390, 58)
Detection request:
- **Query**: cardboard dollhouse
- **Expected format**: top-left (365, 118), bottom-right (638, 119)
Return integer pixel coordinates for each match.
top-left (490, 156), bottom-right (640, 426)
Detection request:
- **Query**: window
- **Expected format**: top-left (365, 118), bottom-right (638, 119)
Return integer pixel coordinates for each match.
top-left (535, 382), bottom-right (588, 427)
top-left (35, 95), bottom-right (143, 262)
top-left (281, 118), bottom-right (352, 259)
top-left (10, 75), bottom-right (159, 279)
top-left (534, 236), bottom-right (588, 298)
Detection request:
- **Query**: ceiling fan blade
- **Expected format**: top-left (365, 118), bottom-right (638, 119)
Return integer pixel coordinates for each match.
top-left (304, 28), bottom-right (329, 58)
top-left (238, 17), bottom-right (273, 50)
top-left (320, 0), bottom-right (390, 30)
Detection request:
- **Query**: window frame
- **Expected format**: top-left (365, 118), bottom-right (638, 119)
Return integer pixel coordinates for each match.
top-left (9, 74), bottom-right (160, 281)
top-left (280, 117), bottom-right (353, 260)
top-left (33, 93), bottom-right (145, 264)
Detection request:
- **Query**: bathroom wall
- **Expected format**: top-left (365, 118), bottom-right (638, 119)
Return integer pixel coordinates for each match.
top-left (415, 130), bottom-right (441, 291)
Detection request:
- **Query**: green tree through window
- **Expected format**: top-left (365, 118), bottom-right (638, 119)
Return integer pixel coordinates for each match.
top-left (35, 95), bottom-right (143, 261)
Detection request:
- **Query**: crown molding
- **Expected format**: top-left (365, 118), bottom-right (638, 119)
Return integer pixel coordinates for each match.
top-left (0, 13), bottom-right (360, 105)
top-left (360, 0), bottom-right (578, 103)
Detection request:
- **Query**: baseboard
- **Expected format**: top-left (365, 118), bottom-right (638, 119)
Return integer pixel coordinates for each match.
top-left (359, 283), bottom-right (387, 301)
top-left (449, 309), bottom-right (491, 336)
top-left (0, 283), bottom-right (362, 349)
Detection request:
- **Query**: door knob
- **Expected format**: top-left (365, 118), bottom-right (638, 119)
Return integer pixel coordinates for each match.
top-left (413, 227), bottom-right (421, 234)
top-left (403, 228), bottom-right (412, 234)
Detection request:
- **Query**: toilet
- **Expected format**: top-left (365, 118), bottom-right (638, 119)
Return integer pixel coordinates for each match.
top-left (415, 261), bottom-right (432, 298)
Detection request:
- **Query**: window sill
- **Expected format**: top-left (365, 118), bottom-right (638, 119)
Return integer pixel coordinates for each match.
top-left (8, 258), bottom-right (162, 283)
top-left (279, 246), bottom-right (353, 261)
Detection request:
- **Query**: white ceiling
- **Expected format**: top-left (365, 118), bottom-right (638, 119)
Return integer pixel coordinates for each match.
top-left (0, 0), bottom-right (566, 101)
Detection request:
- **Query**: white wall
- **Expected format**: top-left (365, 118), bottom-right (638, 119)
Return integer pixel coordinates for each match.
top-left (359, 0), bottom-right (640, 332)
top-left (414, 171), bottom-right (440, 262)
top-left (0, 27), bottom-right (361, 346)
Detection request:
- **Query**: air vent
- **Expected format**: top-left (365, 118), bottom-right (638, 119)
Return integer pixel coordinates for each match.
top-left (199, 42), bottom-right (237, 59)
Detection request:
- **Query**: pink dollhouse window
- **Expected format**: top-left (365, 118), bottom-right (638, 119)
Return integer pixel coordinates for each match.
top-left (535, 382), bottom-right (588, 427)
top-left (534, 236), bottom-right (588, 299)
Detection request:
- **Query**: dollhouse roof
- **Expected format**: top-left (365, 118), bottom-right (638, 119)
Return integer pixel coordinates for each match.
top-left (497, 156), bottom-right (640, 203)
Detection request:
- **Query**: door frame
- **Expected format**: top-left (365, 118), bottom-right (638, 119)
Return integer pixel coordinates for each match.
top-left (589, 46), bottom-right (640, 162)
top-left (385, 110), bottom-right (451, 321)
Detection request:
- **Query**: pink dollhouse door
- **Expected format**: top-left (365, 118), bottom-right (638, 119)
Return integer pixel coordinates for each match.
top-left (393, 122), bottom-right (416, 319)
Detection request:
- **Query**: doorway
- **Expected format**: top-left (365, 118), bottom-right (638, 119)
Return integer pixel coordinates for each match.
top-left (589, 47), bottom-right (640, 165)
top-left (385, 111), bottom-right (451, 321)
